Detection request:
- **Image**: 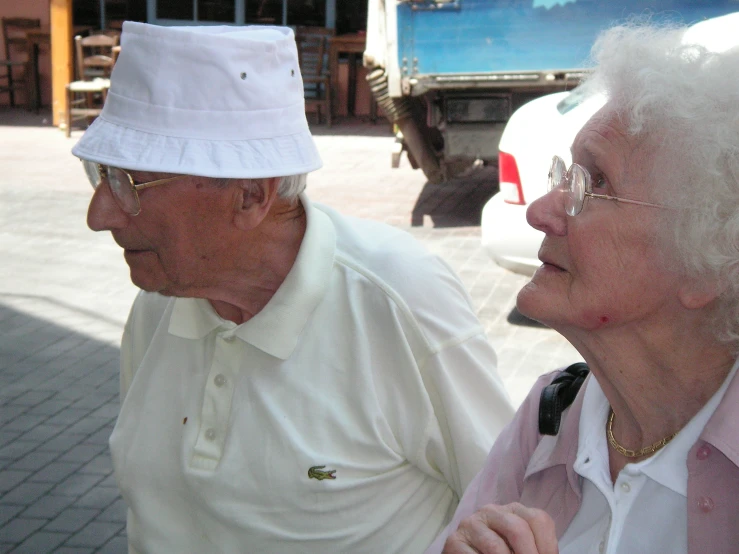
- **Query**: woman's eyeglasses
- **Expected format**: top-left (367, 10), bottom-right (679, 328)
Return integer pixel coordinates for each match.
top-left (547, 155), bottom-right (668, 216)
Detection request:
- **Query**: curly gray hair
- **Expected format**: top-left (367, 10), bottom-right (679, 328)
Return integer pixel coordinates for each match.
top-left (579, 19), bottom-right (739, 352)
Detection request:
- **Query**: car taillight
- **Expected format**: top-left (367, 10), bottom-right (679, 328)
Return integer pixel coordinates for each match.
top-left (499, 151), bottom-right (525, 205)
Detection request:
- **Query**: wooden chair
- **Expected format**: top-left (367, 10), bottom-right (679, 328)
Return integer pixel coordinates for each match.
top-left (64, 33), bottom-right (119, 137)
top-left (0, 18), bottom-right (41, 108)
top-left (89, 28), bottom-right (122, 43)
top-left (295, 26), bottom-right (334, 127)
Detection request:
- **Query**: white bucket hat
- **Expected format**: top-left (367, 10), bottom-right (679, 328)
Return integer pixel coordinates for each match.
top-left (72, 22), bottom-right (322, 178)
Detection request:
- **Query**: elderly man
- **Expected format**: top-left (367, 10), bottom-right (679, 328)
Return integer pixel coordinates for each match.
top-left (74, 22), bottom-right (513, 554)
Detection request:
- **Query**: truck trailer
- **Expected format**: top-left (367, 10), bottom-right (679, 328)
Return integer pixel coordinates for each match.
top-left (364, 0), bottom-right (738, 186)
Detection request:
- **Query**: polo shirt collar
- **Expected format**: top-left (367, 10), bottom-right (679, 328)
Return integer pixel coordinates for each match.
top-left (168, 193), bottom-right (336, 359)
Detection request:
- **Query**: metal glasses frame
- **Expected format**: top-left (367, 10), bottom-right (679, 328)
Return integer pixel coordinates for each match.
top-left (83, 160), bottom-right (182, 216)
top-left (548, 155), bottom-right (667, 216)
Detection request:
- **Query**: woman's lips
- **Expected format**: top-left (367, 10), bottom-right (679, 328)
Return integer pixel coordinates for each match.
top-left (539, 258), bottom-right (566, 271)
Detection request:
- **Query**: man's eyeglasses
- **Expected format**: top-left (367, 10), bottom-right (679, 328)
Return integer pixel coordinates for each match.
top-left (82, 160), bottom-right (182, 216)
top-left (547, 155), bottom-right (667, 217)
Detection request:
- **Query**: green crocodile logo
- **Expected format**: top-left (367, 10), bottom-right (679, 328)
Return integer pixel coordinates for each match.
top-left (308, 465), bottom-right (336, 480)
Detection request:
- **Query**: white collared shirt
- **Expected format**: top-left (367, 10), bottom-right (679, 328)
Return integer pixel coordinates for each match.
top-left (110, 194), bottom-right (514, 554)
top-left (560, 361), bottom-right (738, 554)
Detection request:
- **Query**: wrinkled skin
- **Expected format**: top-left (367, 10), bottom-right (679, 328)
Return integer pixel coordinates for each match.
top-left (442, 503), bottom-right (558, 554)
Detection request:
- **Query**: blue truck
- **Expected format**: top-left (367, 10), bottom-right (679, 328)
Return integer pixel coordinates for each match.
top-left (364, 0), bottom-right (738, 185)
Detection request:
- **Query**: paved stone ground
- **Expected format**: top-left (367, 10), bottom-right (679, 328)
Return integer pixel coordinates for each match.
top-left (0, 108), bottom-right (581, 553)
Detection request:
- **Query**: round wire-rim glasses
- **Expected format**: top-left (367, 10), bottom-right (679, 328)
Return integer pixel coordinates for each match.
top-left (547, 155), bottom-right (668, 216)
top-left (82, 159), bottom-right (182, 216)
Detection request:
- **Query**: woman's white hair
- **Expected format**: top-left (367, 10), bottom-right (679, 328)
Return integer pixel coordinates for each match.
top-left (579, 20), bottom-right (739, 351)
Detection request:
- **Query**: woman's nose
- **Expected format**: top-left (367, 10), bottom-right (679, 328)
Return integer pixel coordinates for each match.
top-left (87, 181), bottom-right (129, 232)
top-left (526, 187), bottom-right (568, 236)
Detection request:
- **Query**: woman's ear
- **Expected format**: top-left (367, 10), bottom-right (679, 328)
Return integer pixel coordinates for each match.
top-left (678, 277), bottom-right (725, 310)
top-left (233, 177), bottom-right (281, 230)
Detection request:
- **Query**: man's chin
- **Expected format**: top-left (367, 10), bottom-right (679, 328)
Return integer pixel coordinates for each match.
top-left (128, 270), bottom-right (167, 294)
top-left (129, 276), bottom-right (183, 298)
top-left (124, 251), bottom-right (167, 293)
top-left (131, 280), bottom-right (162, 294)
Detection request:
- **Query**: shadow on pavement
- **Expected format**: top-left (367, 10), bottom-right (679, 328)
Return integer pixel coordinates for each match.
top-left (412, 165), bottom-right (499, 228)
top-left (0, 302), bottom-right (127, 553)
top-left (506, 306), bottom-right (549, 328)
top-left (0, 108), bottom-right (55, 128)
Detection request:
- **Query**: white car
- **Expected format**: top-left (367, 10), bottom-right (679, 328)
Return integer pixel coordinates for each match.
top-left (481, 87), bottom-right (604, 275)
top-left (481, 12), bottom-right (739, 276)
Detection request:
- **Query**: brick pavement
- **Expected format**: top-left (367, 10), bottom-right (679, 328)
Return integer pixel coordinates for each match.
top-left (0, 107), bottom-right (581, 552)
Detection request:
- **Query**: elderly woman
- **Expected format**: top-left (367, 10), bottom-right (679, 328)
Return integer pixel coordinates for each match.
top-left (425, 19), bottom-right (739, 554)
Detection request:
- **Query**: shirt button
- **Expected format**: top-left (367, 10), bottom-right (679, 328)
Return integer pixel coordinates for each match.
top-left (223, 334), bottom-right (235, 342)
top-left (620, 482), bottom-right (631, 493)
top-left (696, 445), bottom-right (711, 460)
top-left (214, 374), bottom-right (227, 387)
top-left (698, 496), bottom-right (714, 513)
top-left (598, 540), bottom-right (605, 553)
top-left (205, 428), bottom-right (217, 441)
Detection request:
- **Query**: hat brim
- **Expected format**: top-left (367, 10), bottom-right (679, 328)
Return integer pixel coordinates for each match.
top-left (71, 116), bottom-right (323, 178)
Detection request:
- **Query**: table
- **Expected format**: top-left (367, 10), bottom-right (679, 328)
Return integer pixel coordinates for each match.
top-left (328, 33), bottom-right (369, 120)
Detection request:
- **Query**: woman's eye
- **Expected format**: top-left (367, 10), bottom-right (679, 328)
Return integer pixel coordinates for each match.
top-left (593, 175), bottom-right (608, 190)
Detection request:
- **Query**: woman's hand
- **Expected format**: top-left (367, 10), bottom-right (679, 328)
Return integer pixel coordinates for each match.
top-left (442, 502), bottom-right (558, 554)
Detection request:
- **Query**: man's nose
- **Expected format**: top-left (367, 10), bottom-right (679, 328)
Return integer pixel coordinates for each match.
top-left (87, 181), bottom-right (129, 232)
top-left (526, 186), bottom-right (568, 237)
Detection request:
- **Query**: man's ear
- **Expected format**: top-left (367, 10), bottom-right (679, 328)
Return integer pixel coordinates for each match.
top-left (678, 277), bottom-right (724, 310)
top-left (232, 177), bottom-right (280, 230)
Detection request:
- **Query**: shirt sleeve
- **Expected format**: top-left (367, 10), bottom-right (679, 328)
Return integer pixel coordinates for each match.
top-left (411, 332), bottom-right (515, 497)
top-left (423, 371), bottom-right (559, 553)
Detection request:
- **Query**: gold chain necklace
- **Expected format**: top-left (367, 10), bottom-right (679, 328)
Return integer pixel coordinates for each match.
top-left (607, 409), bottom-right (678, 458)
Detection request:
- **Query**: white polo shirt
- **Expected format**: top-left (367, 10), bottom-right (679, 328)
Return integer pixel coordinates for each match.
top-left (110, 195), bottom-right (514, 554)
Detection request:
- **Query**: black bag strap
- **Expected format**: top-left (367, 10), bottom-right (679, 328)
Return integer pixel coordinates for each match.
top-left (538, 362), bottom-right (590, 436)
